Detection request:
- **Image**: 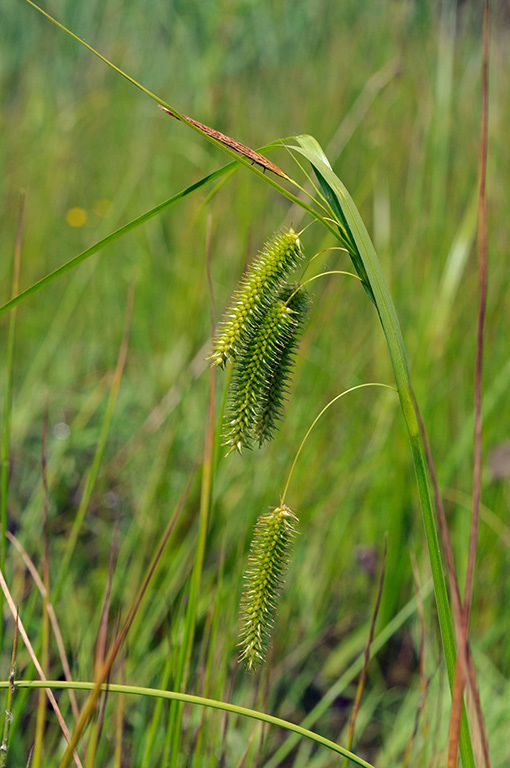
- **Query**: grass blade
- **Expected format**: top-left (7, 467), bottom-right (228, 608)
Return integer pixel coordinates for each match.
top-left (52, 286), bottom-right (134, 602)
top-left (1, 192), bottom-right (24, 652)
top-left (0, 611), bottom-right (19, 766)
top-left (342, 538), bottom-right (387, 767)
top-left (0, 572), bottom-right (83, 767)
top-left (165, 224), bottom-right (218, 768)
top-left (4, 679), bottom-right (376, 768)
top-left (0, 169), bottom-right (234, 319)
top-left (448, 1), bottom-right (491, 764)
top-left (290, 135), bottom-right (475, 768)
top-left (6, 530), bottom-right (80, 722)
top-left (32, 411), bottom-right (51, 768)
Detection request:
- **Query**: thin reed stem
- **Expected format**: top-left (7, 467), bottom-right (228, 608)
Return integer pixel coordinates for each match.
top-left (3, 679), bottom-right (375, 768)
top-left (165, 226), bottom-right (217, 768)
top-left (0, 611), bottom-right (18, 766)
top-left (0, 192), bottom-right (24, 653)
top-left (281, 383), bottom-right (396, 504)
top-left (448, 2), bottom-right (491, 765)
top-left (343, 538), bottom-right (387, 767)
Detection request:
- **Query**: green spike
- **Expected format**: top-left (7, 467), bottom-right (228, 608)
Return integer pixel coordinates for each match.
top-left (238, 505), bottom-right (298, 670)
top-left (209, 229), bottom-right (303, 367)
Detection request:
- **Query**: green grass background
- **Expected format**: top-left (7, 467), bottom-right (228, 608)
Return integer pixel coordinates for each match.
top-left (1, 0), bottom-right (509, 765)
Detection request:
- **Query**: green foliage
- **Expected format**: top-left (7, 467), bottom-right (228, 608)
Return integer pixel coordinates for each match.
top-left (1, 0), bottom-right (509, 766)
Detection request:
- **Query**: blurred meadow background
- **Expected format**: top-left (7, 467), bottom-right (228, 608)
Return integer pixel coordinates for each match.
top-left (1, 0), bottom-right (509, 765)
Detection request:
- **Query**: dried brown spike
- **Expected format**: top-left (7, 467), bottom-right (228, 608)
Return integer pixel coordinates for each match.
top-left (159, 105), bottom-right (289, 179)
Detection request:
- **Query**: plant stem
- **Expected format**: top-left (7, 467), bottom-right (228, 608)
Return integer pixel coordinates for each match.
top-left (4, 679), bottom-right (376, 768)
top-left (281, 383), bottom-right (396, 504)
top-left (292, 138), bottom-right (475, 768)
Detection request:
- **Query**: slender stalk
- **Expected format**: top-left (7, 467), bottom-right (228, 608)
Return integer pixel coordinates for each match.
top-left (448, 2), bottom-right (490, 764)
top-left (464, 0), bottom-right (489, 685)
top-left (3, 680), bottom-right (375, 768)
top-left (165, 225), bottom-right (217, 767)
top-left (281, 383), bottom-right (396, 504)
top-left (32, 412), bottom-right (51, 768)
top-left (292, 138), bottom-right (476, 768)
top-left (342, 538), bottom-right (387, 768)
top-left (52, 288), bottom-right (133, 601)
top-left (0, 192), bottom-right (24, 654)
top-left (0, 611), bottom-right (18, 766)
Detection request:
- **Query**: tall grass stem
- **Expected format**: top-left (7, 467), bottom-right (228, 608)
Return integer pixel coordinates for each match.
top-left (291, 136), bottom-right (475, 768)
top-left (0, 192), bottom-right (24, 653)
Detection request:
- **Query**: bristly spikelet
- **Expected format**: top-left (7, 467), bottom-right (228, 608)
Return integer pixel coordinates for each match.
top-left (209, 229), bottom-right (303, 367)
top-left (238, 505), bottom-right (298, 670)
top-left (254, 286), bottom-right (311, 447)
top-left (222, 294), bottom-right (295, 453)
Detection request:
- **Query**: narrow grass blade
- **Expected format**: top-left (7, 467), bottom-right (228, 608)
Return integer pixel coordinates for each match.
top-left (429, 191), bottom-right (478, 353)
top-left (1, 192), bottom-right (24, 653)
top-left (165, 230), bottom-right (218, 768)
top-left (140, 650), bottom-right (173, 764)
top-left (342, 538), bottom-right (386, 767)
top-left (6, 530), bottom-right (80, 721)
top-left (0, 168), bottom-right (233, 319)
top-left (195, 549), bottom-right (227, 762)
top-left (263, 586), bottom-right (431, 768)
top-left (56, 472), bottom-right (193, 768)
top-left (0, 611), bottom-right (18, 766)
top-left (0, 571), bottom-right (83, 767)
top-left (5, 680), bottom-right (376, 768)
top-left (287, 135), bottom-right (475, 768)
top-left (113, 664), bottom-right (126, 768)
top-left (32, 412), bottom-right (51, 768)
top-left (52, 287), bottom-right (134, 602)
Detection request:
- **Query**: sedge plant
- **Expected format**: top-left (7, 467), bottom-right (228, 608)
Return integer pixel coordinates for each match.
top-left (0, 1), bottom-right (494, 765)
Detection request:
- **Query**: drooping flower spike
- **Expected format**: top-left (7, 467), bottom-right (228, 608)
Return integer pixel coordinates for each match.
top-left (254, 286), bottom-right (311, 447)
top-left (238, 504), bottom-right (298, 670)
top-left (209, 228), bottom-right (304, 368)
top-left (223, 284), bottom-right (310, 453)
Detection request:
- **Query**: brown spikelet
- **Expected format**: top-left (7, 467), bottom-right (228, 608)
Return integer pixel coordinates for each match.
top-left (159, 106), bottom-right (289, 179)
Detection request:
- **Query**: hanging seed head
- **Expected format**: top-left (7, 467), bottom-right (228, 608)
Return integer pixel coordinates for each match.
top-left (222, 294), bottom-right (295, 453)
top-left (209, 229), bottom-right (303, 367)
top-left (254, 285), bottom-right (311, 447)
top-left (238, 504), bottom-right (298, 671)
